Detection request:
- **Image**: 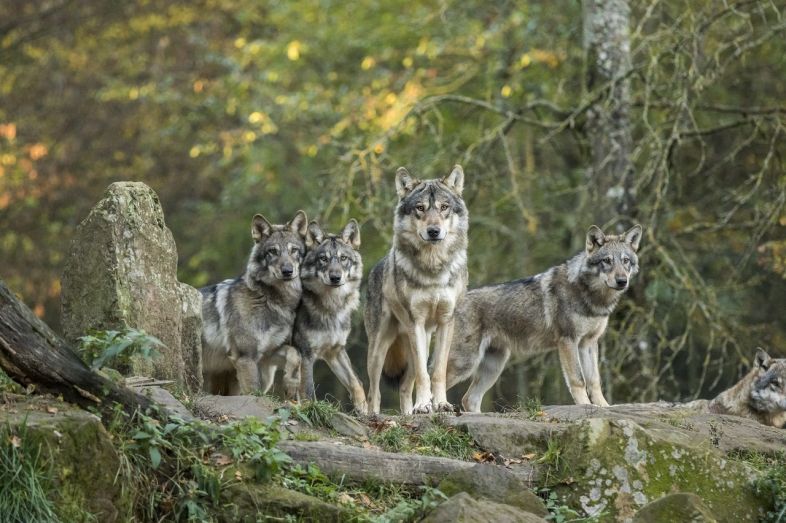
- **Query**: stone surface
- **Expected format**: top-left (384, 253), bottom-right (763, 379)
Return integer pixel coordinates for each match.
top-left (546, 416), bottom-right (764, 521)
top-left (544, 402), bottom-right (786, 455)
top-left (61, 182), bottom-right (202, 391)
top-left (438, 463), bottom-right (548, 515)
top-left (328, 411), bottom-right (368, 439)
top-left (194, 394), bottom-right (280, 421)
top-left (421, 492), bottom-right (547, 523)
top-left (132, 384), bottom-right (194, 420)
top-left (447, 413), bottom-right (569, 456)
top-left (219, 483), bottom-right (345, 522)
top-left (0, 396), bottom-right (128, 521)
top-left (632, 493), bottom-right (718, 523)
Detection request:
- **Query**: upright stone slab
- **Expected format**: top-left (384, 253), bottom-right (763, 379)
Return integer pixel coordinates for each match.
top-left (61, 182), bottom-right (202, 391)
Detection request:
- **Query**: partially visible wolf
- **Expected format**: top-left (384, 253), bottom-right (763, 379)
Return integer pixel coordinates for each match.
top-left (294, 219), bottom-right (367, 412)
top-left (685, 347), bottom-right (786, 428)
top-left (445, 224), bottom-right (642, 412)
top-left (365, 165), bottom-right (469, 415)
top-left (201, 211), bottom-right (308, 395)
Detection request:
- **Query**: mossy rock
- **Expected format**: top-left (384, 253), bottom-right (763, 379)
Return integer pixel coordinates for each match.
top-left (421, 492), bottom-right (547, 523)
top-left (218, 482), bottom-right (346, 522)
top-left (546, 418), bottom-right (766, 521)
top-left (438, 463), bottom-right (548, 516)
top-left (0, 397), bottom-right (128, 521)
top-left (633, 493), bottom-right (718, 522)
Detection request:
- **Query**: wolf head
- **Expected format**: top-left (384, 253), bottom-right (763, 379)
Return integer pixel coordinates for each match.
top-left (583, 224), bottom-right (642, 291)
top-left (393, 164), bottom-right (468, 247)
top-left (245, 210), bottom-right (308, 287)
top-left (302, 219), bottom-right (363, 288)
top-left (750, 347), bottom-right (786, 414)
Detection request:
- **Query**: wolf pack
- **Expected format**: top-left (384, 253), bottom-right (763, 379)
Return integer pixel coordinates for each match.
top-left (200, 164), bottom-right (786, 428)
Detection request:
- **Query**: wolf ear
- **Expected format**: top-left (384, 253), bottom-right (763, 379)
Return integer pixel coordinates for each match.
top-left (624, 224), bottom-right (643, 252)
top-left (585, 225), bottom-right (605, 253)
top-left (395, 167), bottom-right (418, 198)
top-left (288, 210), bottom-right (308, 238)
top-left (305, 221), bottom-right (324, 248)
top-left (341, 219), bottom-right (361, 249)
top-left (441, 164), bottom-right (465, 195)
top-left (755, 347), bottom-right (772, 371)
top-left (251, 214), bottom-right (273, 242)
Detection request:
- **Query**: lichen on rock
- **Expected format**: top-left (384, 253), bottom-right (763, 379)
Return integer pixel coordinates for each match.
top-left (61, 181), bottom-right (202, 391)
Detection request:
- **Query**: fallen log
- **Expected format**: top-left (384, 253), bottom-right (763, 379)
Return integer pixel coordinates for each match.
top-left (278, 440), bottom-right (477, 485)
top-left (0, 279), bottom-right (156, 420)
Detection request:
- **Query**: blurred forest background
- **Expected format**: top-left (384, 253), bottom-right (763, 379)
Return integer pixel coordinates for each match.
top-left (1, 0), bottom-right (784, 410)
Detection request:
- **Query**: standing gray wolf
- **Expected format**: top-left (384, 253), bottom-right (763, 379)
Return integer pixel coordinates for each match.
top-left (365, 165), bottom-right (469, 415)
top-left (445, 224), bottom-right (642, 412)
top-left (294, 220), bottom-right (367, 412)
top-left (201, 211), bottom-right (308, 395)
top-left (685, 347), bottom-right (786, 428)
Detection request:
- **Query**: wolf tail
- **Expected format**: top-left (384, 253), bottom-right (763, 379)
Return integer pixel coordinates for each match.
top-left (382, 336), bottom-right (409, 385)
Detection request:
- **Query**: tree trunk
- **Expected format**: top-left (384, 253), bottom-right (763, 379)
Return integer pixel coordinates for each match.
top-left (583, 0), bottom-right (635, 228)
top-left (278, 440), bottom-right (538, 486)
top-left (0, 279), bottom-right (156, 421)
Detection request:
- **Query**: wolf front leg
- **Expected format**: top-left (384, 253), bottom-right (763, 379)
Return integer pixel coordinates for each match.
top-left (324, 347), bottom-right (368, 414)
top-left (299, 349), bottom-right (317, 402)
top-left (430, 319), bottom-right (455, 412)
top-left (579, 338), bottom-right (609, 407)
top-left (408, 323), bottom-right (433, 414)
top-left (557, 338), bottom-right (591, 405)
top-left (366, 317), bottom-right (397, 415)
top-left (233, 356), bottom-right (261, 395)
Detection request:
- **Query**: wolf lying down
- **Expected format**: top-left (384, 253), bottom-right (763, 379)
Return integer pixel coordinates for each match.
top-left (684, 347), bottom-right (786, 428)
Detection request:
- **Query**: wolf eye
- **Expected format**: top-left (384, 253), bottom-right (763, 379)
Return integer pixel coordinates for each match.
top-left (603, 257), bottom-right (612, 264)
top-left (340, 255), bottom-right (348, 262)
top-left (622, 257), bottom-right (630, 265)
top-left (319, 254), bottom-right (328, 262)
top-left (267, 248), bottom-right (279, 256)
top-left (289, 246), bottom-right (299, 254)
top-left (440, 204), bottom-right (449, 212)
top-left (416, 204), bottom-right (425, 212)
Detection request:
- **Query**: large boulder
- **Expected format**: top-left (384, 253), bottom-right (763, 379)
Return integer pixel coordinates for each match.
top-left (61, 182), bottom-right (202, 391)
top-left (0, 396), bottom-right (128, 521)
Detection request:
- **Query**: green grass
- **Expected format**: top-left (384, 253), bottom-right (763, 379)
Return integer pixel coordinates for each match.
top-left (0, 367), bottom-right (21, 393)
top-left (0, 422), bottom-right (59, 523)
top-left (417, 423), bottom-right (475, 461)
top-left (293, 399), bottom-right (340, 430)
top-left (731, 450), bottom-right (786, 522)
top-left (370, 425), bottom-right (410, 453)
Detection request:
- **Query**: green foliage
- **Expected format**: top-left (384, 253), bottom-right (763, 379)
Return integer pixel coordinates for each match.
top-left (371, 416), bottom-right (477, 461)
top-left (78, 328), bottom-right (163, 371)
top-left (540, 489), bottom-right (603, 523)
top-left (417, 420), bottom-right (476, 461)
top-left (3, 0), bottom-right (786, 409)
top-left (0, 367), bottom-right (21, 393)
top-left (733, 450), bottom-right (786, 522)
top-left (0, 422), bottom-right (59, 523)
top-left (293, 399), bottom-right (340, 430)
top-left (371, 425), bottom-right (410, 453)
top-left (517, 397), bottom-right (545, 421)
top-left (373, 486), bottom-right (448, 523)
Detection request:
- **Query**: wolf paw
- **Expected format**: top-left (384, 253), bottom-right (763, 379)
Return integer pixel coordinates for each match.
top-left (433, 401), bottom-right (454, 413)
top-left (413, 402), bottom-right (433, 414)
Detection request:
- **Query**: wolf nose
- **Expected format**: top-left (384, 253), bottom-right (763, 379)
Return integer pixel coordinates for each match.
top-left (329, 274), bottom-right (342, 284)
top-left (282, 266), bottom-right (294, 278)
top-left (427, 227), bottom-right (441, 239)
top-left (615, 277), bottom-right (628, 287)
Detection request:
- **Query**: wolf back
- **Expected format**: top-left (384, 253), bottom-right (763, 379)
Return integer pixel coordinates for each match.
top-left (446, 224), bottom-right (642, 412)
top-left (201, 211), bottom-right (308, 395)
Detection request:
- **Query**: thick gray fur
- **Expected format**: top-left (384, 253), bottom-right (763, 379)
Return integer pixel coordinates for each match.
top-left (294, 219), bottom-right (367, 412)
top-left (446, 224), bottom-right (642, 412)
top-left (365, 165), bottom-right (469, 415)
top-left (200, 211), bottom-right (308, 395)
